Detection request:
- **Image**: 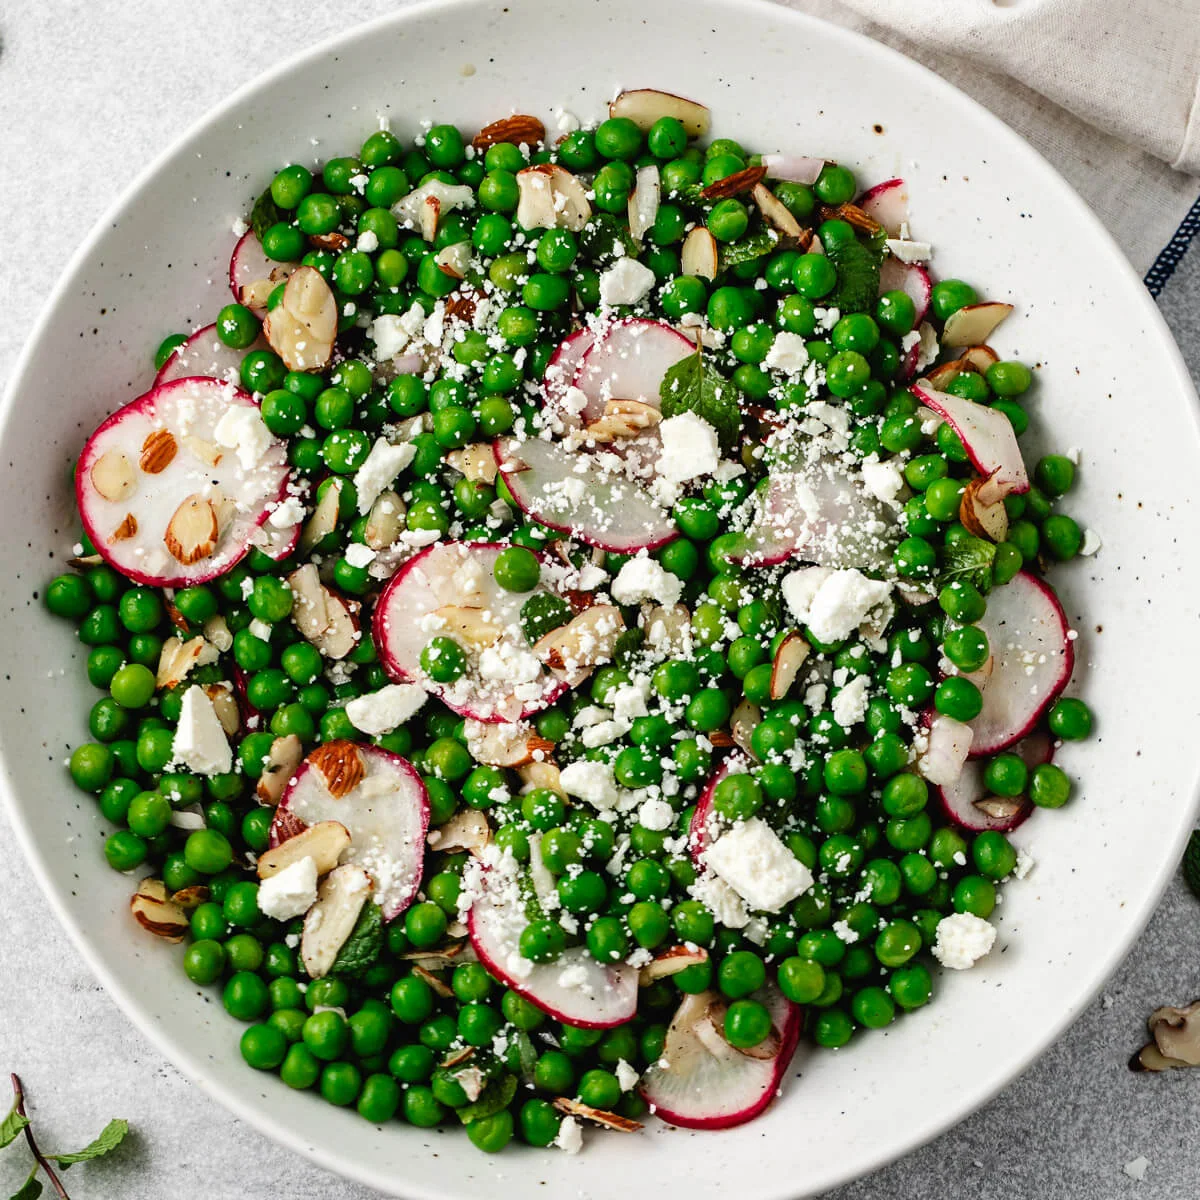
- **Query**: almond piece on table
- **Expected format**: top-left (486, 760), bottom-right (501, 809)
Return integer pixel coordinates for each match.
top-left (130, 878), bottom-right (189, 942)
top-left (90, 449), bottom-right (136, 502)
top-left (301, 864), bottom-right (373, 979)
top-left (307, 740), bottom-right (365, 799)
top-left (164, 494), bottom-right (218, 565)
top-left (257, 818), bottom-right (351, 880)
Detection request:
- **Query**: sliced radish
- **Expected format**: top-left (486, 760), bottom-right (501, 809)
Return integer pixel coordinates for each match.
top-left (273, 741), bottom-right (428, 920)
top-left (857, 178), bottom-right (909, 238)
top-left (911, 381), bottom-right (1029, 504)
top-left (76, 377), bottom-right (289, 587)
top-left (542, 328), bottom-right (596, 431)
top-left (466, 859), bottom-right (638, 1028)
top-left (760, 154), bottom-right (825, 185)
top-left (494, 436), bottom-right (677, 553)
top-left (249, 518), bottom-right (301, 562)
top-left (688, 757), bottom-right (747, 865)
top-left (155, 323), bottom-right (263, 386)
top-left (936, 732), bottom-right (1054, 833)
top-left (917, 712), bottom-right (974, 786)
top-left (373, 540), bottom-right (572, 722)
top-left (639, 983), bottom-right (802, 1130)
top-left (966, 571), bottom-right (1074, 756)
top-left (229, 230), bottom-right (294, 316)
top-left (879, 257), bottom-right (932, 325)
top-left (572, 318), bottom-right (694, 424)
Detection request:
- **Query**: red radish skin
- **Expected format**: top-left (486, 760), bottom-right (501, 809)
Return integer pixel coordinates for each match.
top-left (494, 436), bottom-right (678, 553)
top-left (879, 257), bottom-right (932, 326)
top-left (936, 732), bottom-right (1053, 833)
top-left (466, 862), bottom-right (638, 1028)
top-left (230, 664), bottom-right (262, 733)
top-left (688, 757), bottom-right (743, 865)
top-left (229, 230), bottom-right (294, 315)
top-left (271, 744), bottom-right (429, 921)
top-left (252, 518), bottom-right (301, 562)
top-left (373, 541), bottom-right (571, 723)
top-left (75, 377), bottom-right (290, 587)
top-left (857, 178), bottom-right (909, 238)
top-left (572, 318), bottom-right (694, 423)
top-left (154, 323), bottom-right (265, 386)
top-left (966, 571), bottom-right (1074, 756)
top-left (542, 326), bottom-right (596, 429)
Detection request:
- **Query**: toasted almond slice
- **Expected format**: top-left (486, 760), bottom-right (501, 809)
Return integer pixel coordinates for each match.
top-left (202, 613), bottom-right (233, 652)
top-left (473, 114), bottom-right (545, 150)
top-left (638, 944), bottom-right (709, 985)
top-left (959, 477), bottom-right (1009, 543)
top-left (365, 489), bottom-right (406, 550)
top-left (707, 730), bottom-right (736, 748)
top-left (463, 718), bottom-right (554, 768)
top-left (731, 698), bottom-right (762, 758)
top-left (435, 241), bottom-right (471, 280)
top-left (419, 195), bottom-right (441, 242)
top-left (68, 553), bottom-right (103, 568)
top-left (156, 635), bottom-right (205, 690)
top-left (181, 434), bottom-right (223, 467)
top-left (309, 231), bottom-right (350, 251)
top-left (769, 631), bottom-right (810, 701)
top-left (958, 344), bottom-right (999, 373)
top-left (446, 443), bottom-right (498, 485)
top-left (239, 278), bottom-right (277, 310)
top-left (609, 88), bottom-right (710, 138)
top-left (90, 449), bottom-right (137, 502)
top-left (307, 740), bottom-right (365, 799)
top-left (255, 733), bottom-right (304, 805)
top-left (401, 941), bottom-right (470, 967)
top-left (517, 760), bottom-right (565, 797)
top-left (170, 884), bottom-right (211, 911)
top-left (441, 1045), bottom-right (476, 1069)
top-left (941, 302), bottom-right (1014, 348)
top-left (552, 1097), bottom-right (642, 1133)
top-left (431, 605), bottom-right (503, 651)
top-left (533, 605), bottom-right (624, 671)
top-left (584, 399), bottom-right (662, 443)
top-left (751, 183), bottom-right (803, 239)
top-left (412, 964), bottom-right (455, 999)
top-left (428, 808), bottom-right (492, 857)
top-left (301, 864), bottom-right (372, 979)
top-left (701, 165), bottom-right (766, 200)
top-left (203, 683), bottom-right (241, 737)
top-left (163, 596), bottom-right (190, 632)
top-left (316, 591), bottom-right (360, 660)
top-left (681, 226), bottom-right (719, 280)
top-left (140, 429), bottom-right (178, 474)
top-left (130, 878), bottom-right (188, 942)
top-left (164, 494), bottom-right (218, 565)
top-left (1132, 1042), bottom-right (1191, 1071)
top-left (299, 477), bottom-right (342, 556)
top-left (257, 818), bottom-right (351, 879)
top-left (287, 563), bottom-right (330, 641)
top-left (643, 602), bottom-right (692, 656)
top-left (819, 202), bottom-right (882, 236)
top-left (109, 513), bottom-right (138, 543)
top-left (974, 796), bottom-right (1024, 820)
top-left (263, 265), bottom-right (338, 371)
top-left (516, 164), bottom-right (591, 232)
top-left (925, 360), bottom-right (963, 391)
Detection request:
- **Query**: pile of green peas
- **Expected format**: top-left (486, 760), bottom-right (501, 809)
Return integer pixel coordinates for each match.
top-left (46, 101), bottom-right (1096, 1150)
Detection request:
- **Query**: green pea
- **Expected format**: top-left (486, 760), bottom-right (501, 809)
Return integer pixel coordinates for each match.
top-left (1030, 762), bottom-right (1071, 808)
top-left (930, 279), bottom-right (978, 320)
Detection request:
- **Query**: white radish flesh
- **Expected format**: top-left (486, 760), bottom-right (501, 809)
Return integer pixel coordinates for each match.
top-left (572, 318), bottom-right (694, 424)
top-left (155, 322), bottom-right (264, 386)
top-left (879, 257), bottom-right (932, 325)
top-left (936, 733), bottom-right (1053, 833)
top-left (857, 178), bottom-right (909, 238)
top-left (228, 230), bottom-right (294, 316)
top-left (541, 327), bottom-right (596, 431)
top-left (760, 154), bottom-right (825, 185)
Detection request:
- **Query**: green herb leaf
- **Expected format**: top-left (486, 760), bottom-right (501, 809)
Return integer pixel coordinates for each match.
top-left (940, 534), bottom-right (996, 590)
top-left (249, 187), bottom-right (283, 243)
top-left (612, 626), bottom-right (646, 670)
top-left (520, 592), bottom-right (573, 645)
top-left (0, 1102), bottom-right (29, 1150)
top-left (579, 214), bottom-right (637, 263)
top-left (457, 1073), bottom-right (518, 1126)
top-left (719, 228), bottom-right (780, 271)
top-left (513, 1031), bottom-right (539, 1083)
top-left (826, 234), bottom-right (883, 314)
top-left (9, 1169), bottom-right (42, 1200)
top-left (1182, 830), bottom-right (1200, 900)
top-left (659, 348), bottom-right (743, 452)
top-left (330, 902), bottom-right (383, 979)
top-left (47, 1118), bottom-right (129, 1168)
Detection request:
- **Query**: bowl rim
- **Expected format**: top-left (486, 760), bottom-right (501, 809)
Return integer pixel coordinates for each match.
top-left (3, 0), bottom-right (1199, 1194)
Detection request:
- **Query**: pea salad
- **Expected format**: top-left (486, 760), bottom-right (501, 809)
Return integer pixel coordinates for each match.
top-left (46, 87), bottom-right (1095, 1154)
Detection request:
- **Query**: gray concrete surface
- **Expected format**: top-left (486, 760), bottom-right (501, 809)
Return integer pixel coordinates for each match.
top-left (1, 3), bottom-right (1199, 1197)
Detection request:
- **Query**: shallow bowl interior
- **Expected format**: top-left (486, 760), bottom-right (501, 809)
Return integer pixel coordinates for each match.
top-left (3, 0), bottom-right (1200, 1196)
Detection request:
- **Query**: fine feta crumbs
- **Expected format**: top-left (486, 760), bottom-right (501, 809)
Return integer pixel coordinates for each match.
top-left (610, 555), bottom-right (683, 608)
top-left (344, 542), bottom-right (377, 569)
top-left (688, 874), bottom-right (749, 929)
top-left (700, 818), bottom-right (814, 913)
top-left (598, 257), bottom-right (656, 306)
top-left (344, 683), bottom-right (427, 736)
top-left (257, 855), bottom-right (319, 921)
top-left (656, 412), bottom-right (720, 483)
top-left (554, 1114), bottom-right (583, 1155)
top-left (638, 797), bottom-right (674, 832)
top-left (172, 685), bottom-right (233, 775)
top-left (860, 455), bottom-right (905, 509)
top-left (932, 912), bottom-right (996, 970)
top-left (831, 674), bottom-right (870, 728)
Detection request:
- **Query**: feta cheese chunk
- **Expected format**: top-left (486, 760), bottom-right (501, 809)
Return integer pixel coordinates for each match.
top-left (354, 438), bottom-right (417, 514)
top-left (212, 405), bottom-right (273, 471)
top-left (598, 257), bottom-right (656, 307)
top-left (860, 455), bottom-right (905, 508)
top-left (345, 683), bottom-right (427, 736)
top-left (932, 912), bottom-right (997, 970)
top-left (615, 1059), bottom-right (639, 1092)
top-left (656, 412), bottom-right (720, 483)
top-left (370, 305), bottom-right (425, 360)
top-left (558, 760), bottom-right (619, 809)
top-left (554, 1114), bottom-right (583, 1155)
top-left (783, 567), bottom-right (892, 646)
top-left (688, 873), bottom-right (749, 929)
top-left (764, 331), bottom-right (810, 375)
top-left (831, 674), bottom-right (870, 728)
top-left (610, 555), bottom-right (683, 608)
top-left (700, 818), bottom-right (813, 913)
top-left (884, 238), bottom-right (932, 264)
top-left (257, 855), bottom-right (319, 921)
top-left (637, 797), bottom-right (674, 832)
top-left (172, 685), bottom-right (232, 775)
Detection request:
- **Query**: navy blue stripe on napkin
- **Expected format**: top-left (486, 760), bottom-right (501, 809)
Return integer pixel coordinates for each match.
top-left (1146, 192), bottom-right (1200, 297)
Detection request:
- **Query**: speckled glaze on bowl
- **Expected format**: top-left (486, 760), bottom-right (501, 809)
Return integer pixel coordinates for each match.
top-left (3, 1), bottom-right (1199, 1196)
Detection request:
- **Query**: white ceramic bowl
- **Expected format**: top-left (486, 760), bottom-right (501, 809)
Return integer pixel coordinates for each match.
top-left (4, 0), bottom-right (1200, 1195)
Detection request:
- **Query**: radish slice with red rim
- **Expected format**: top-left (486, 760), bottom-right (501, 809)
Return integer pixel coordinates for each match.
top-left (465, 856), bottom-right (638, 1028)
top-left (911, 380), bottom-right (1029, 504)
top-left (542, 327), bottom-right (596, 431)
top-left (229, 230), bottom-right (294, 316)
top-left (857, 178), bottom-right (909, 238)
top-left (966, 570), bottom-right (1074, 756)
top-left (76, 377), bottom-right (290, 587)
top-left (688, 756), bottom-right (746, 865)
top-left (155, 323), bottom-right (265, 386)
top-left (879, 257), bottom-right (932, 326)
top-left (373, 540), bottom-right (572, 722)
top-left (639, 982), bottom-right (802, 1129)
top-left (571, 318), bottom-right (694, 425)
top-left (936, 732), bottom-right (1053, 833)
top-left (271, 741), bottom-right (429, 920)
top-left (760, 154), bottom-right (825, 185)
top-left (494, 436), bottom-right (677, 553)
top-left (250, 517), bottom-right (301, 562)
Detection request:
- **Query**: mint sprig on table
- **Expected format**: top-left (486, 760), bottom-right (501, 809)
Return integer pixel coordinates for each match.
top-left (659, 347), bottom-right (744, 451)
top-left (2, 1075), bottom-right (128, 1200)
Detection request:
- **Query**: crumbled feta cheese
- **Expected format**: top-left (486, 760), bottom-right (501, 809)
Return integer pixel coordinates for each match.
top-left (884, 238), bottom-right (932, 264)
top-left (268, 495), bottom-right (306, 529)
top-left (357, 230), bottom-right (380, 254)
top-left (344, 542), bottom-right (377, 569)
top-left (257, 856), bottom-right (319, 921)
top-left (354, 438), bottom-right (417, 514)
top-left (832, 919), bottom-right (859, 945)
top-left (764, 331), bottom-right (810, 375)
top-left (344, 683), bottom-right (427, 736)
top-left (598, 257), bottom-right (656, 306)
top-left (554, 1114), bottom-right (583, 1154)
top-left (610, 555), bottom-right (683, 607)
top-left (392, 179), bottom-right (475, 235)
top-left (688, 873), bottom-right (749, 929)
top-left (212, 405), bottom-right (273, 471)
top-left (932, 912), bottom-right (996, 970)
top-left (1123, 1157), bottom-right (1150, 1182)
top-left (860, 455), bottom-right (905, 508)
top-left (656, 412), bottom-right (720, 483)
top-left (369, 304), bottom-right (426, 360)
top-left (558, 760), bottom-right (619, 809)
top-left (700, 818), bottom-right (813, 913)
top-left (1014, 848), bottom-right (1036, 879)
top-left (915, 322), bottom-right (939, 371)
top-left (615, 1059), bottom-right (639, 1092)
top-left (783, 567), bottom-right (892, 645)
top-left (831, 674), bottom-right (870, 727)
top-left (1080, 528), bottom-right (1102, 556)
top-left (248, 618), bottom-right (273, 643)
top-left (638, 797), bottom-right (674, 832)
top-left (172, 685), bottom-right (232, 775)
top-left (610, 680), bottom-right (649, 723)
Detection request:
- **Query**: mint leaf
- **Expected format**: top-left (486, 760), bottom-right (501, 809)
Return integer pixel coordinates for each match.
top-left (9, 1170), bottom-right (41, 1200)
top-left (719, 229), bottom-right (780, 270)
top-left (330, 902), bottom-right (383, 980)
top-left (579, 214), bottom-right (637, 263)
top-left (1183, 831), bottom-right (1200, 900)
top-left (249, 187), bottom-right (283, 243)
top-left (48, 1117), bottom-right (129, 1168)
top-left (0, 1102), bottom-right (29, 1150)
top-left (659, 349), bottom-right (743, 451)
top-left (457, 1073), bottom-right (517, 1126)
top-left (826, 234), bottom-right (883, 314)
top-left (940, 534), bottom-right (996, 589)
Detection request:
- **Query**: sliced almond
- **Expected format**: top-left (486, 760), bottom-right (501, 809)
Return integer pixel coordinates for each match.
top-left (156, 635), bottom-right (212, 690)
top-left (627, 164), bottom-right (661, 242)
top-left (68, 553), bottom-right (103, 568)
top-left (925, 360), bottom-right (963, 391)
top-left (751, 183), bottom-right (802, 239)
top-left (109, 513), bottom-right (138, 543)
top-left (181, 434), bottom-right (223, 467)
top-left (472, 113), bottom-right (546, 150)
top-left (769, 631), bottom-right (810, 701)
top-left (263, 265), bottom-right (338, 372)
top-left (239, 278), bottom-right (277, 310)
top-left (400, 941), bottom-right (470, 968)
top-left (731, 698), bottom-right (762, 759)
top-left (533, 605), bottom-right (624, 671)
top-left (163, 596), bottom-right (190, 632)
top-left (202, 613), bottom-right (233, 653)
top-left (445, 443), bottom-right (498, 485)
top-left (958, 344), bottom-right (999, 373)
top-left (316, 591), bottom-right (360, 660)
top-left (1132, 1042), bottom-right (1191, 1072)
top-left (517, 760), bottom-right (565, 797)
top-left (638, 944), bottom-right (709, 985)
top-left (364, 489), bottom-right (406, 550)
top-left (435, 241), bottom-right (472, 280)
top-left (309, 230), bottom-right (350, 252)
top-left (441, 1045), bottom-right (477, 1070)
top-left (140, 429), bottom-right (178, 474)
top-left (609, 88), bottom-right (710, 138)
top-left (516, 164), bottom-right (591, 232)
top-left (301, 864), bottom-right (373, 979)
top-left (412, 963), bottom-right (455, 999)
top-left (819, 202), bottom-right (882, 236)
top-left (959, 477), bottom-right (1009, 543)
top-left (427, 808), bottom-right (492, 857)
top-left (287, 563), bottom-right (330, 641)
top-left (702, 997), bottom-right (781, 1061)
top-left (463, 718), bottom-right (554, 768)
top-left (1149, 1001), bottom-right (1200, 1066)
top-left (299, 478), bottom-right (342, 555)
top-left (642, 602), bottom-right (691, 656)
top-left (974, 796), bottom-right (1024, 820)
top-left (552, 1097), bottom-right (642, 1133)
top-left (681, 226), bottom-right (719, 280)
top-left (164, 494), bottom-right (218, 565)
top-left (584, 399), bottom-right (661, 443)
top-left (90, 449), bottom-right (136, 502)
top-left (701, 164), bottom-right (766, 200)
top-left (202, 683), bottom-right (241, 737)
top-left (170, 884), bottom-right (211, 911)
top-left (255, 733), bottom-right (304, 806)
top-left (307, 740), bottom-right (365, 799)
top-left (430, 605), bottom-right (502, 652)
top-left (419, 195), bottom-right (441, 242)
top-left (941, 302), bottom-right (1014, 349)
top-left (130, 878), bottom-right (188, 942)
top-left (257, 818), bottom-right (351, 879)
